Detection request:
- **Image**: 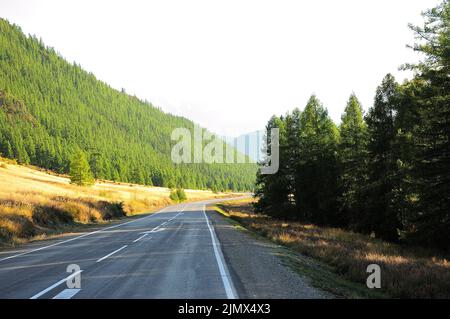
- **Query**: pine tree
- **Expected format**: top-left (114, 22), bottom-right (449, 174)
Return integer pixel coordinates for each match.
top-left (339, 93), bottom-right (368, 226)
top-left (89, 152), bottom-right (106, 179)
top-left (131, 166), bottom-right (145, 185)
top-left (69, 149), bottom-right (94, 186)
top-left (5, 141), bottom-right (13, 159)
top-left (111, 168), bottom-right (120, 182)
top-left (254, 115), bottom-right (291, 217)
top-left (363, 74), bottom-right (401, 240)
top-left (295, 95), bottom-right (340, 224)
top-left (284, 108), bottom-right (302, 205)
top-left (400, 0), bottom-right (450, 249)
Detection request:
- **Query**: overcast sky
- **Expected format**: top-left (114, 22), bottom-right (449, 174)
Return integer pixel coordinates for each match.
top-left (0, 0), bottom-right (439, 136)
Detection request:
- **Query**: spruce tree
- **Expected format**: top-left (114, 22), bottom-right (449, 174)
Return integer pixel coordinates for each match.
top-left (400, 0), bottom-right (450, 248)
top-left (295, 95), bottom-right (340, 224)
top-left (339, 93), bottom-right (368, 226)
top-left (5, 141), bottom-right (13, 159)
top-left (69, 149), bottom-right (94, 186)
top-left (363, 74), bottom-right (401, 240)
top-left (254, 115), bottom-right (290, 217)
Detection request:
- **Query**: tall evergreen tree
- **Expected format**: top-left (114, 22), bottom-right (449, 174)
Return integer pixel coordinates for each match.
top-left (5, 141), bottom-right (13, 159)
top-left (295, 95), bottom-right (340, 224)
top-left (69, 149), bottom-right (94, 186)
top-left (254, 115), bottom-right (290, 217)
top-left (284, 108), bottom-right (302, 204)
top-left (400, 0), bottom-right (450, 248)
top-left (338, 93), bottom-right (368, 226)
top-left (363, 74), bottom-right (401, 240)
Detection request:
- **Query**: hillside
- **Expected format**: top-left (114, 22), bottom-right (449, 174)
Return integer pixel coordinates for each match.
top-left (0, 18), bottom-right (256, 191)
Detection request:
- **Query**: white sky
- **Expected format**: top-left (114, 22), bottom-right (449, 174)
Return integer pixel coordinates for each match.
top-left (0, 0), bottom-right (439, 136)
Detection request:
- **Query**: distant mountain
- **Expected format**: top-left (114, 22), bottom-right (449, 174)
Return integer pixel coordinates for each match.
top-left (225, 130), bottom-right (265, 163)
top-left (0, 18), bottom-right (256, 191)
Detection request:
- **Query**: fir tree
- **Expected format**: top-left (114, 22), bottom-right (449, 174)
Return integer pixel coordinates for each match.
top-left (69, 149), bottom-right (94, 186)
top-left (363, 74), bottom-right (401, 240)
top-left (339, 93), bottom-right (368, 226)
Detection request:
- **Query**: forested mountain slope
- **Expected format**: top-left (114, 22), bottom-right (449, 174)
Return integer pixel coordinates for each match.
top-left (0, 19), bottom-right (256, 191)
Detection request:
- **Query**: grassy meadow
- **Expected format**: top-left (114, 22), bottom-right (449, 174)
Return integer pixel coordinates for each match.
top-left (0, 157), bottom-right (231, 246)
top-left (215, 198), bottom-right (450, 299)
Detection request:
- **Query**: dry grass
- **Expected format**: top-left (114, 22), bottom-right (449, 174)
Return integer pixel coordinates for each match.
top-left (0, 157), bottom-right (234, 246)
top-left (217, 198), bottom-right (450, 299)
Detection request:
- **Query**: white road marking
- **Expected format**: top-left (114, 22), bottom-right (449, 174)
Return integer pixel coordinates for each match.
top-left (0, 209), bottom-right (166, 263)
top-left (52, 288), bottom-right (81, 299)
top-left (139, 228), bottom-right (166, 235)
top-left (139, 211), bottom-right (183, 234)
top-left (202, 204), bottom-right (238, 299)
top-left (96, 245), bottom-right (128, 263)
top-left (132, 234), bottom-right (149, 243)
top-left (151, 225), bottom-right (160, 232)
top-left (30, 270), bottom-right (83, 299)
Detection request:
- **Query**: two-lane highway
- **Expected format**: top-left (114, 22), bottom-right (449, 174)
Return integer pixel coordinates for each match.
top-left (0, 201), bottom-right (237, 299)
top-left (0, 198), bottom-right (329, 299)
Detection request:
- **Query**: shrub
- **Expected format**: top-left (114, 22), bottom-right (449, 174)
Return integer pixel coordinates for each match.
top-left (100, 201), bottom-right (125, 219)
top-left (0, 214), bottom-right (35, 239)
top-left (176, 188), bottom-right (187, 202)
top-left (32, 205), bottom-right (73, 226)
top-left (169, 189), bottom-right (179, 202)
top-left (170, 188), bottom-right (187, 203)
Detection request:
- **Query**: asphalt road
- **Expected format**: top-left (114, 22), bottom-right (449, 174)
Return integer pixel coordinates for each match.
top-left (0, 198), bottom-right (327, 299)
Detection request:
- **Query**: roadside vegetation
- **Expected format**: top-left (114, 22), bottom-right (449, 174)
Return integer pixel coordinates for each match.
top-left (169, 188), bottom-right (187, 203)
top-left (216, 198), bottom-right (450, 298)
top-left (255, 1), bottom-right (449, 251)
top-left (69, 149), bottom-right (95, 186)
top-left (0, 157), bottom-right (227, 246)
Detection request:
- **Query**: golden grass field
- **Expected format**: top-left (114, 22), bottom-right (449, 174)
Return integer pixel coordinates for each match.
top-left (216, 198), bottom-right (450, 299)
top-left (0, 157), bottom-right (235, 246)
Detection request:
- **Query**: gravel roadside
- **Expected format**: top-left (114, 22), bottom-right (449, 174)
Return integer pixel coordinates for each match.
top-left (208, 208), bottom-right (332, 299)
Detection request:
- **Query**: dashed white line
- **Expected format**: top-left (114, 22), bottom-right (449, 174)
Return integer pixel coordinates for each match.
top-left (0, 209), bottom-right (166, 263)
top-left (132, 234), bottom-right (149, 243)
top-left (30, 270), bottom-right (83, 299)
top-left (96, 245), bottom-right (128, 263)
top-left (52, 288), bottom-right (81, 299)
top-left (202, 204), bottom-right (238, 299)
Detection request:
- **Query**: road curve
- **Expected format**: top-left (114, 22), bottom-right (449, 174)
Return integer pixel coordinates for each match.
top-left (0, 198), bottom-right (327, 299)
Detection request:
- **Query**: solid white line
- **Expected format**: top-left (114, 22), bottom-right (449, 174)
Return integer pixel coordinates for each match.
top-left (52, 288), bottom-right (81, 299)
top-left (0, 209), bottom-right (165, 263)
top-left (132, 234), bottom-right (148, 243)
top-left (161, 222), bottom-right (167, 226)
top-left (96, 245), bottom-right (128, 263)
top-left (30, 270), bottom-right (83, 299)
top-left (202, 205), bottom-right (237, 299)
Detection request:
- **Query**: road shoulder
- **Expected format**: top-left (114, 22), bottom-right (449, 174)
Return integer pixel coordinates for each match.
top-left (207, 208), bottom-right (332, 299)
